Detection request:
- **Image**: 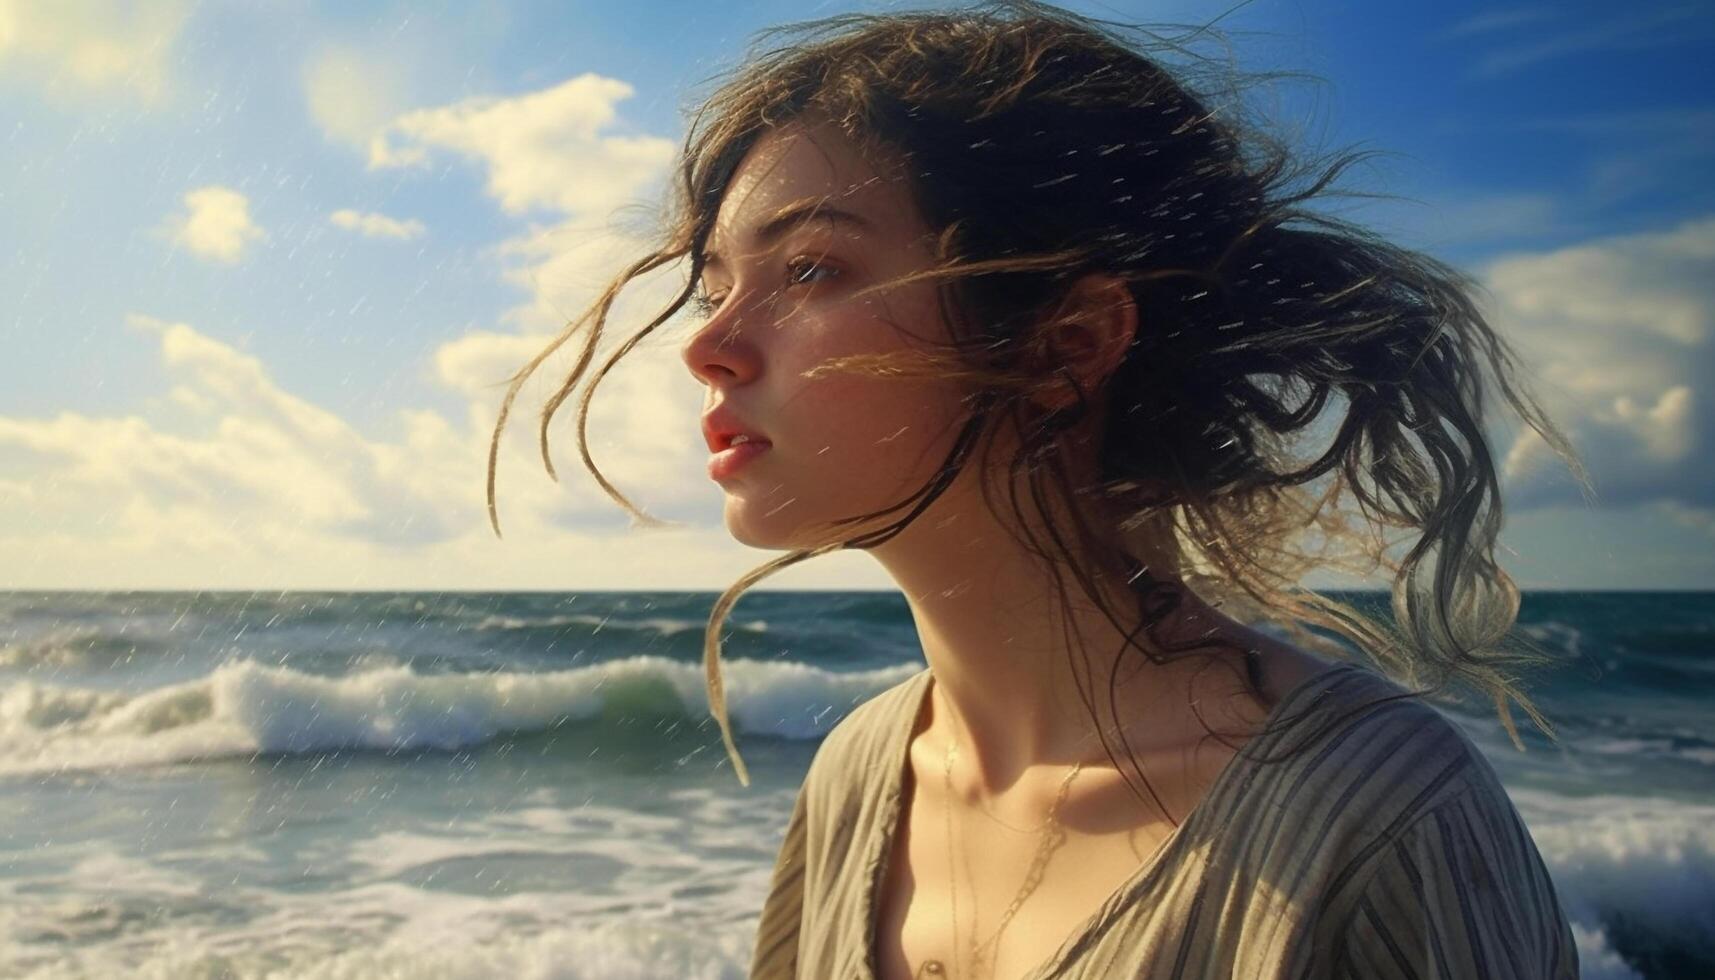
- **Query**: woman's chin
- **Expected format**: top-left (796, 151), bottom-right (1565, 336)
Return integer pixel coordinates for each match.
top-left (721, 499), bottom-right (795, 550)
top-left (722, 498), bottom-right (853, 552)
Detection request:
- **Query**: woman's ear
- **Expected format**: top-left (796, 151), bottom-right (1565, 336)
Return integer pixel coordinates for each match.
top-left (1034, 273), bottom-right (1138, 413)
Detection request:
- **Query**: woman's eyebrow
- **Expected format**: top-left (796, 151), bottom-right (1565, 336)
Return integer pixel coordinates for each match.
top-left (700, 199), bottom-right (872, 272)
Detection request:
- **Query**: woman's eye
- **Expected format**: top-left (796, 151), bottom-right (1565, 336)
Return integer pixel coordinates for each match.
top-left (786, 255), bottom-right (840, 286)
top-left (686, 255), bottom-right (838, 320)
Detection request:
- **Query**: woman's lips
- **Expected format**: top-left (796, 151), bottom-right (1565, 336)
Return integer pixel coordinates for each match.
top-left (707, 439), bottom-right (771, 481)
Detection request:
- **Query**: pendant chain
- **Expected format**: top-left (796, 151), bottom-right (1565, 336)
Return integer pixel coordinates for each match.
top-left (938, 735), bottom-right (1083, 979)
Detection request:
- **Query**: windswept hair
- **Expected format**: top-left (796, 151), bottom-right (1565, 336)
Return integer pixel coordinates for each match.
top-left (487, 0), bottom-right (1592, 796)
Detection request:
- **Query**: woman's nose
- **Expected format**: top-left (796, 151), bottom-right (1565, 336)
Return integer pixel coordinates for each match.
top-left (680, 306), bottom-right (750, 386)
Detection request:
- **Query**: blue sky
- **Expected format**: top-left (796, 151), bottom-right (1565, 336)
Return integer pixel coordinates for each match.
top-left (2, 0), bottom-right (1712, 590)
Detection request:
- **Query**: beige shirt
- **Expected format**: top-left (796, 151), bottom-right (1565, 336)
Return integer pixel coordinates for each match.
top-left (748, 661), bottom-right (1579, 978)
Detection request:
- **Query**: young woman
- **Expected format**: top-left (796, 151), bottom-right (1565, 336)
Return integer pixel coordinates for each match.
top-left (489, 2), bottom-right (1588, 977)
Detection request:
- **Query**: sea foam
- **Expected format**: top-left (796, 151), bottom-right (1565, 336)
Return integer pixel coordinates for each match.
top-left (0, 655), bottom-right (921, 777)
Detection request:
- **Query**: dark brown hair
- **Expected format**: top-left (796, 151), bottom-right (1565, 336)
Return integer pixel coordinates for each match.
top-left (486, 0), bottom-right (1593, 796)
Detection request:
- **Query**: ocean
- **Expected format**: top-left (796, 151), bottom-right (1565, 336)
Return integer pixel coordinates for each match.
top-left (0, 590), bottom-right (1710, 979)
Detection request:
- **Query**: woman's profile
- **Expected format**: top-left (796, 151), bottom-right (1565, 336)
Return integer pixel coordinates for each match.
top-left (488, 1), bottom-right (1588, 977)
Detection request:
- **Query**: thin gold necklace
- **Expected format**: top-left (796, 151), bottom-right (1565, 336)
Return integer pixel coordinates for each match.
top-left (915, 655), bottom-right (1274, 978)
top-left (916, 680), bottom-right (1168, 978)
top-left (936, 736), bottom-right (1083, 980)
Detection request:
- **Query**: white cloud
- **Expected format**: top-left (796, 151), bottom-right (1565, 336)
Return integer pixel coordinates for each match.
top-left (1609, 385), bottom-right (1694, 462)
top-left (1366, 190), bottom-right (1571, 249)
top-left (365, 73), bottom-right (707, 509)
top-left (0, 311), bottom-right (864, 589)
top-left (435, 330), bottom-right (558, 399)
top-left (367, 72), bottom-right (677, 216)
top-left (330, 208), bottom-right (426, 241)
top-left (303, 43), bottom-right (414, 151)
top-left (1510, 108), bottom-right (1715, 208)
top-left (159, 186), bottom-right (267, 264)
top-left (1657, 499), bottom-right (1715, 535)
top-left (1467, 5), bottom-right (1714, 79)
top-left (1434, 7), bottom-right (1554, 41)
top-left (1481, 215), bottom-right (1713, 519)
top-left (0, 0), bottom-right (194, 106)
top-left (436, 227), bottom-right (710, 510)
top-left (0, 71), bottom-right (891, 589)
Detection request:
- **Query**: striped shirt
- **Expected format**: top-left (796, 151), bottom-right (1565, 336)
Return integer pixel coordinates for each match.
top-left (748, 661), bottom-right (1579, 978)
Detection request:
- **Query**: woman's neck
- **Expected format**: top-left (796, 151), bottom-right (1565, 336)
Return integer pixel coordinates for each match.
top-left (869, 479), bottom-right (1271, 795)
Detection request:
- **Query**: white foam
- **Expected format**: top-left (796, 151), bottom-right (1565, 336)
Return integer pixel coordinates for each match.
top-left (1519, 619), bottom-right (1587, 658)
top-left (1571, 920), bottom-right (1645, 980)
top-left (0, 786), bottom-right (797, 979)
top-left (2, 883), bottom-right (757, 979)
top-left (1512, 787), bottom-right (1715, 974)
top-left (472, 613), bottom-right (766, 637)
top-left (0, 625), bottom-right (113, 669)
top-left (1584, 736), bottom-right (1675, 757)
top-left (0, 655), bottom-right (921, 777)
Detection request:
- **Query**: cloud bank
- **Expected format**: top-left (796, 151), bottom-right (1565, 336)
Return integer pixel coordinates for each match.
top-left (1485, 216), bottom-right (1713, 528)
top-left (2, 46), bottom-right (1709, 587)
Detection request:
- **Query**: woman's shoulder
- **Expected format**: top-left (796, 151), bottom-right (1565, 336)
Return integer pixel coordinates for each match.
top-left (1299, 661), bottom-right (1487, 766)
top-left (1292, 666), bottom-right (1581, 977)
top-left (802, 665), bottom-right (931, 797)
top-left (1204, 661), bottom-right (1579, 968)
top-left (1234, 660), bottom-right (1511, 857)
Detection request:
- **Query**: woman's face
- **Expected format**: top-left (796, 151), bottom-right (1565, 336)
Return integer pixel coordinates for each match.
top-left (679, 118), bottom-right (975, 550)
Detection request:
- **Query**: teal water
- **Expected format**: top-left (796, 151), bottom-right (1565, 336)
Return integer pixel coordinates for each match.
top-left (0, 590), bottom-right (1709, 978)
